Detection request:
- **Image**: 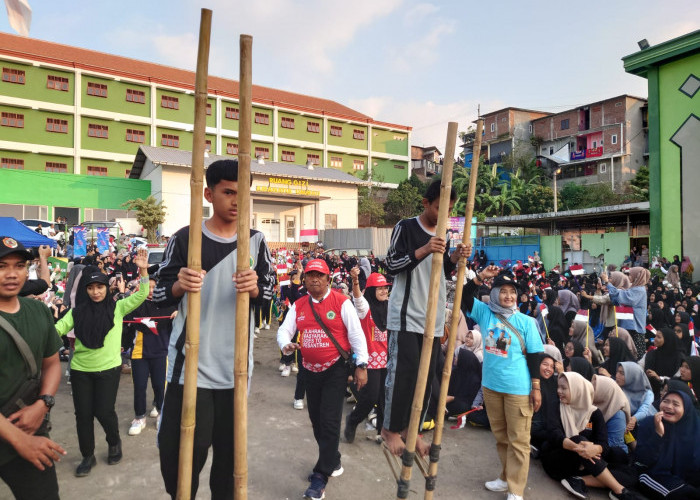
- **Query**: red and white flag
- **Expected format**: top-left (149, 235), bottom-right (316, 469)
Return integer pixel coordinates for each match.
top-left (300, 229), bottom-right (318, 243)
top-left (133, 317), bottom-right (158, 335)
top-left (569, 264), bottom-right (584, 276)
top-left (539, 303), bottom-right (548, 318)
top-left (4, 0), bottom-right (31, 36)
top-left (615, 306), bottom-right (634, 322)
top-left (574, 309), bottom-right (589, 323)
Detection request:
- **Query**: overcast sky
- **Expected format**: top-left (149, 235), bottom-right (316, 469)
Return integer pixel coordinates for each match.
top-left (3, 0), bottom-right (697, 152)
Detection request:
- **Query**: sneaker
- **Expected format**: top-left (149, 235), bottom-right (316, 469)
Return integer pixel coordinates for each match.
top-left (561, 477), bottom-right (587, 499)
top-left (304, 472), bottom-right (326, 500)
top-left (485, 478), bottom-right (508, 492)
top-left (344, 413), bottom-right (357, 443)
top-left (149, 407), bottom-right (159, 418)
top-left (609, 489), bottom-right (642, 500)
top-left (75, 455), bottom-right (96, 477)
top-left (530, 444), bottom-right (540, 459)
top-left (507, 494), bottom-right (524, 500)
top-left (422, 419), bottom-right (435, 431)
top-left (128, 418), bottom-right (147, 436)
top-left (281, 365), bottom-right (291, 377)
top-left (254, 327), bottom-right (260, 334)
top-left (263, 323), bottom-right (270, 330)
top-left (121, 363), bottom-right (131, 374)
top-left (331, 463), bottom-right (343, 477)
top-left (346, 394), bottom-right (357, 404)
top-left (107, 441), bottom-right (122, 465)
top-left (291, 363), bottom-right (299, 373)
top-left (279, 363), bottom-right (286, 371)
top-left (293, 399), bottom-right (304, 410)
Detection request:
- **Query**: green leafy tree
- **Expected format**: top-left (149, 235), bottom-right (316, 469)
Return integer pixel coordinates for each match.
top-left (629, 165), bottom-right (649, 201)
top-left (357, 170), bottom-right (385, 227)
top-left (384, 179), bottom-right (423, 226)
top-left (122, 196), bottom-right (167, 244)
top-left (519, 184), bottom-right (556, 213)
top-left (559, 182), bottom-right (586, 210)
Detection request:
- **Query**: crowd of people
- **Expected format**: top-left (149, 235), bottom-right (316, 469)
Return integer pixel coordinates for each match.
top-left (1, 172), bottom-right (699, 500)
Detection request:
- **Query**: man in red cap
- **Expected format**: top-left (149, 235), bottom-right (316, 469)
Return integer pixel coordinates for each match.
top-left (278, 258), bottom-right (369, 500)
top-left (0, 237), bottom-right (66, 499)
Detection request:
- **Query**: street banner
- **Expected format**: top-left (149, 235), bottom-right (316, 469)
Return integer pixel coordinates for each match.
top-left (96, 227), bottom-right (110, 254)
top-left (73, 226), bottom-right (87, 257)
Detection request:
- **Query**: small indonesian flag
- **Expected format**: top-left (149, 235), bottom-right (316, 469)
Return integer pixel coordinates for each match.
top-left (539, 303), bottom-right (548, 318)
top-left (574, 309), bottom-right (589, 323)
top-left (276, 264), bottom-right (289, 275)
top-left (299, 229), bottom-right (318, 243)
top-left (134, 317), bottom-right (158, 335)
top-left (646, 325), bottom-right (657, 336)
top-left (279, 274), bottom-right (290, 286)
top-left (615, 306), bottom-right (634, 322)
top-left (569, 264), bottom-right (584, 276)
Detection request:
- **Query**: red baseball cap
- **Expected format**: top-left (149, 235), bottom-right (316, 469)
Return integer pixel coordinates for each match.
top-left (304, 259), bottom-right (330, 275)
top-left (366, 273), bottom-right (390, 288)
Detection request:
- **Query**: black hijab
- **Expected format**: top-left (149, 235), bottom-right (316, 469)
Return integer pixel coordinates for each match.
top-left (72, 266), bottom-right (116, 349)
top-left (645, 328), bottom-right (683, 378)
top-left (364, 286), bottom-right (388, 332)
top-left (649, 305), bottom-right (670, 330)
top-left (599, 336), bottom-right (635, 375)
top-left (536, 352), bottom-right (561, 428)
top-left (568, 356), bottom-right (594, 381)
top-left (676, 324), bottom-right (693, 356)
top-left (567, 340), bottom-right (585, 359)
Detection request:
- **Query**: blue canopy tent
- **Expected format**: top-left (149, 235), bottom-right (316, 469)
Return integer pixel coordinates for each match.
top-left (0, 217), bottom-right (57, 248)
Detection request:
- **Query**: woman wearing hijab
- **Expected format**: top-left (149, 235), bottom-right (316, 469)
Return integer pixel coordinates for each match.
top-left (583, 272), bottom-right (631, 340)
top-left (674, 323), bottom-right (694, 357)
top-left (445, 347), bottom-right (483, 417)
top-left (678, 356), bottom-right (700, 403)
top-left (598, 336), bottom-right (636, 378)
top-left (592, 374), bottom-right (632, 454)
top-left (567, 357), bottom-right (595, 382)
top-left (557, 289), bottom-right (580, 326)
top-left (539, 289), bottom-right (569, 354)
top-left (344, 270), bottom-right (389, 444)
top-left (639, 328), bottom-right (683, 397)
top-left (614, 328), bottom-right (639, 360)
top-left (531, 351), bottom-right (560, 452)
top-left (616, 362), bottom-right (656, 432)
top-left (564, 339), bottom-right (585, 360)
top-left (569, 315), bottom-right (603, 365)
top-left (602, 268), bottom-right (650, 359)
top-left (680, 256), bottom-right (694, 282)
top-left (540, 372), bottom-right (637, 500)
top-left (664, 265), bottom-right (681, 290)
top-left (635, 388), bottom-right (700, 499)
top-left (461, 266), bottom-right (544, 500)
top-left (463, 329), bottom-right (483, 363)
top-left (55, 248), bottom-right (149, 477)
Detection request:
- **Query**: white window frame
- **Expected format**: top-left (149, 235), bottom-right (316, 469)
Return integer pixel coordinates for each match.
top-left (599, 163), bottom-right (607, 174)
top-left (490, 123), bottom-right (495, 133)
top-left (611, 134), bottom-right (617, 145)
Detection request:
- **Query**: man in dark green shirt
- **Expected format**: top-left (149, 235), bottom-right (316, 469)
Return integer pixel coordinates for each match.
top-left (0, 236), bottom-right (65, 499)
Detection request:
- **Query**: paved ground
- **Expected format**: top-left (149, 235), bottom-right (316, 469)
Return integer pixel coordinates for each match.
top-left (1, 322), bottom-right (612, 499)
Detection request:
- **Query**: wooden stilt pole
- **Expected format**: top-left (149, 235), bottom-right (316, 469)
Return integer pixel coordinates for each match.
top-left (176, 8), bottom-right (212, 500)
top-left (234, 34), bottom-right (253, 500)
top-left (395, 122), bottom-right (459, 500)
top-left (423, 118), bottom-right (484, 500)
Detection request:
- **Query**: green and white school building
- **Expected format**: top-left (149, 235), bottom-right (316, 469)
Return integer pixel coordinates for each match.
top-left (0, 32), bottom-right (410, 238)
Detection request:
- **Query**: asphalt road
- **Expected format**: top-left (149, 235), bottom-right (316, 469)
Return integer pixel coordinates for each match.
top-left (1, 322), bottom-right (612, 499)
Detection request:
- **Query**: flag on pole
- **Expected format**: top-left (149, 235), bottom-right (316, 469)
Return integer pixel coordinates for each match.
top-left (4, 0), bottom-right (31, 36)
top-left (614, 306), bottom-right (634, 322)
top-left (574, 309), bottom-right (589, 323)
top-left (569, 264), bottom-right (584, 276)
top-left (299, 229), bottom-right (318, 243)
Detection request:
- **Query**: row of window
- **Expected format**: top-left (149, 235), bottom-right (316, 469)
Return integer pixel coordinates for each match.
top-left (0, 158), bottom-right (129, 177)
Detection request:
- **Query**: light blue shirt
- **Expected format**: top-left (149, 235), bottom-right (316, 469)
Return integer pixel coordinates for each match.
top-left (606, 284), bottom-right (647, 333)
top-left (466, 300), bottom-right (543, 395)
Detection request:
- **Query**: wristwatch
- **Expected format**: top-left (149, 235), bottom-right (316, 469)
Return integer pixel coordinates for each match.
top-left (38, 394), bottom-right (55, 410)
top-left (356, 363), bottom-right (368, 369)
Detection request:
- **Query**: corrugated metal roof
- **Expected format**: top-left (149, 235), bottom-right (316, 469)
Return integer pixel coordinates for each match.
top-left (484, 202), bottom-right (650, 226)
top-left (132, 145), bottom-right (366, 185)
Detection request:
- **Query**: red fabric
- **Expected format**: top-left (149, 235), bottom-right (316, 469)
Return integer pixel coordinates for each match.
top-left (296, 291), bottom-right (351, 372)
top-left (359, 312), bottom-right (387, 369)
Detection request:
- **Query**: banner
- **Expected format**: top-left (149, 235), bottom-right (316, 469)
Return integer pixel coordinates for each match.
top-left (73, 226), bottom-right (86, 257)
top-left (96, 227), bottom-right (110, 254)
top-left (446, 216), bottom-right (477, 251)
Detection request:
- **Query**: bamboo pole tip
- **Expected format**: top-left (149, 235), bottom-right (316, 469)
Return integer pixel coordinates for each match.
top-left (241, 34), bottom-right (253, 42)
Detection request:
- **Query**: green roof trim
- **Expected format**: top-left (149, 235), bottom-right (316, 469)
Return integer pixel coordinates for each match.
top-left (623, 29), bottom-right (700, 77)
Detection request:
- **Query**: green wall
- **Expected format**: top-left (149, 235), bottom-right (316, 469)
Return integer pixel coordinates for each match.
top-left (373, 158), bottom-right (408, 184)
top-left (82, 76), bottom-right (150, 117)
top-left (252, 106), bottom-right (273, 137)
top-left (0, 105), bottom-right (73, 147)
top-left (277, 111), bottom-right (324, 144)
top-left (276, 145), bottom-right (323, 164)
top-left (327, 120), bottom-right (367, 149)
top-left (0, 61), bottom-right (73, 105)
top-left (0, 151), bottom-right (74, 172)
top-left (540, 235), bottom-right (562, 270)
top-left (78, 158), bottom-right (133, 178)
top-left (581, 232), bottom-right (628, 269)
top-left (0, 168), bottom-right (150, 209)
top-left (372, 128), bottom-right (408, 156)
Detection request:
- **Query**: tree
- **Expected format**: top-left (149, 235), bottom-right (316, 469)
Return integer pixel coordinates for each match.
top-left (122, 196), bottom-right (167, 243)
top-left (519, 184), bottom-right (556, 213)
top-left (357, 170), bottom-right (385, 227)
top-left (384, 180), bottom-right (423, 226)
top-left (559, 183), bottom-right (586, 210)
top-left (629, 165), bottom-right (649, 201)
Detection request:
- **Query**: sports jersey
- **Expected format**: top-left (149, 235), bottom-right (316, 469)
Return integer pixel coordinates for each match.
top-left (354, 295), bottom-right (388, 369)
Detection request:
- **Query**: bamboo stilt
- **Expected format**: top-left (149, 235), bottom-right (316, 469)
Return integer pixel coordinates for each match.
top-left (423, 118), bottom-right (484, 500)
top-left (176, 9), bottom-right (212, 500)
top-left (233, 34), bottom-right (253, 500)
top-left (395, 122), bottom-right (459, 500)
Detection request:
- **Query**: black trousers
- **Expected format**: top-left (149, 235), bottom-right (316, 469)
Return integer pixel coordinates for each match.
top-left (305, 359), bottom-right (347, 480)
top-left (70, 366), bottom-right (121, 458)
top-left (254, 299), bottom-right (272, 328)
top-left (541, 436), bottom-right (607, 480)
top-left (0, 454), bottom-right (59, 500)
top-left (158, 383), bottom-right (234, 500)
top-left (294, 347), bottom-right (306, 401)
top-left (348, 368), bottom-right (386, 434)
top-left (131, 356), bottom-right (166, 417)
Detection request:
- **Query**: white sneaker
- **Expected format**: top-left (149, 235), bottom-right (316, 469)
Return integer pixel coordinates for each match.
top-left (128, 418), bottom-right (147, 436)
top-left (281, 365), bottom-right (291, 377)
top-left (149, 407), bottom-right (159, 418)
top-left (263, 323), bottom-right (270, 330)
top-left (278, 363), bottom-right (286, 371)
top-left (291, 363), bottom-right (299, 373)
top-left (254, 327), bottom-right (260, 334)
top-left (293, 399), bottom-right (304, 410)
top-left (506, 494), bottom-right (523, 500)
top-left (485, 478), bottom-right (508, 492)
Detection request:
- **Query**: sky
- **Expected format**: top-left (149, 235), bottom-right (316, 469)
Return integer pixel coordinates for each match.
top-left (2, 0), bottom-right (698, 153)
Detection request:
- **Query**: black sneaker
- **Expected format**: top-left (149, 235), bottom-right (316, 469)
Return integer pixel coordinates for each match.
top-left (561, 476), bottom-right (588, 499)
top-left (75, 455), bottom-right (96, 477)
top-left (344, 413), bottom-right (357, 443)
top-left (304, 472), bottom-right (326, 500)
top-left (609, 489), bottom-right (642, 500)
top-left (107, 441), bottom-right (122, 465)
